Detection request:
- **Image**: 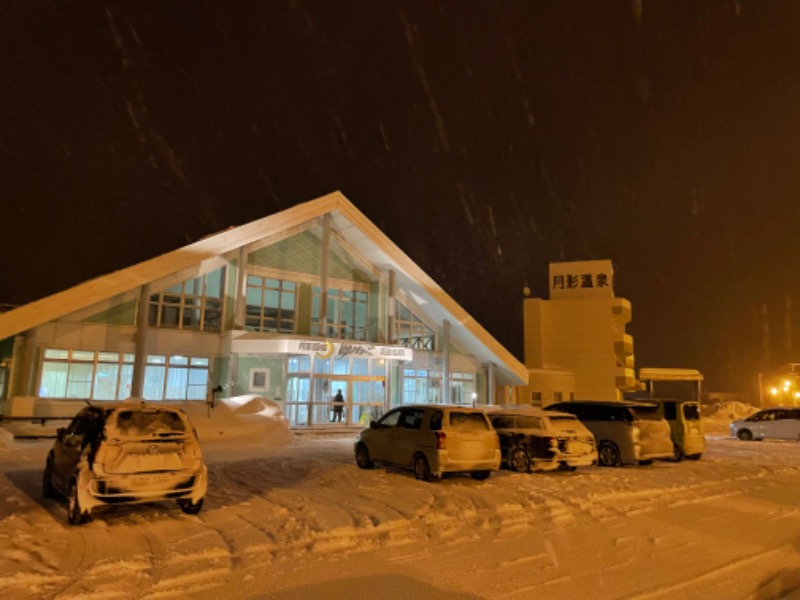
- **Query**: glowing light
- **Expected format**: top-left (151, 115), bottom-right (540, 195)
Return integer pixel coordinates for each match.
top-left (770, 387), bottom-right (779, 396)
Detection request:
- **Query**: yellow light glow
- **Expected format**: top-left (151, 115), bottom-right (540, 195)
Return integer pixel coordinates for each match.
top-left (784, 379), bottom-right (792, 389)
top-left (770, 387), bottom-right (779, 396)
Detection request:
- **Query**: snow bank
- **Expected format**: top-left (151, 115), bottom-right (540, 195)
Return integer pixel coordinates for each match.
top-left (180, 395), bottom-right (295, 446)
top-left (702, 400), bottom-right (758, 435)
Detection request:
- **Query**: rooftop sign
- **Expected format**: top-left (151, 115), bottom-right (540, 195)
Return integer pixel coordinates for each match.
top-left (549, 259), bottom-right (615, 300)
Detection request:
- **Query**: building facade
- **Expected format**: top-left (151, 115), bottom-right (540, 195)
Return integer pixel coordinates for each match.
top-left (0, 192), bottom-right (527, 427)
top-left (520, 259), bottom-right (638, 404)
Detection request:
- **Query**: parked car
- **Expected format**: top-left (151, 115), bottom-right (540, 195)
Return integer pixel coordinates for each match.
top-left (730, 407), bottom-right (800, 441)
top-left (43, 402), bottom-right (208, 525)
top-left (482, 405), bottom-right (597, 472)
top-left (546, 400), bottom-right (674, 467)
top-left (354, 404), bottom-right (501, 481)
top-left (649, 398), bottom-right (706, 460)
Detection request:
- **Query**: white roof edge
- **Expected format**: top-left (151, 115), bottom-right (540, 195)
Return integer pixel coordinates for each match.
top-left (0, 191), bottom-right (528, 385)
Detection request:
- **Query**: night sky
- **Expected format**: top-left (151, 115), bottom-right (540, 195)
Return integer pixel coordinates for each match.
top-left (4, 1), bottom-right (800, 396)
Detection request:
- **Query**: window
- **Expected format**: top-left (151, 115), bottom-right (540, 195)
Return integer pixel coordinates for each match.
top-left (40, 349), bottom-right (134, 400)
top-left (311, 287), bottom-right (369, 340)
top-left (553, 391), bottom-right (563, 403)
top-left (395, 301), bottom-right (434, 350)
top-left (143, 355), bottom-right (209, 401)
top-left (148, 268), bottom-right (225, 332)
top-left (245, 276), bottom-right (296, 333)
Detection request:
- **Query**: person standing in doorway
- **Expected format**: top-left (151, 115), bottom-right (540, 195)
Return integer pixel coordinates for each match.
top-left (332, 389), bottom-right (345, 423)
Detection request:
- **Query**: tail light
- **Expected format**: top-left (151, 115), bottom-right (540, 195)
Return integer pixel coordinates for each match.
top-left (436, 431), bottom-right (447, 450)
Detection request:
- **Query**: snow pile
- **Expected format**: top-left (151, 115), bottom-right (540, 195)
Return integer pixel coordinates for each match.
top-left (0, 427), bottom-right (14, 449)
top-left (702, 400), bottom-right (758, 435)
top-left (180, 395), bottom-right (295, 446)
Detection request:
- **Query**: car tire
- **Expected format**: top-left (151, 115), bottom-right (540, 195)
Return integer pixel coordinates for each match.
top-left (43, 456), bottom-right (57, 500)
top-left (355, 444), bottom-right (374, 469)
top-left (413, 454), bottom-right (434, 482)
top-left (178, 498), bottom-right (204, 515)
top-left (597, 442), bottom-right (621, 467)
top-left (737, 429), bottom-right (753, 441)
top-left (509, 446), bottom-right (531, 473)
top-left (67, 479), bottom-right (89, 525)
top-left (672, 443), bottom-right (684, 462)
top-left (471, 470), bottom-right (491, 481)
top-left (687, 453), bottom-right (702, 460)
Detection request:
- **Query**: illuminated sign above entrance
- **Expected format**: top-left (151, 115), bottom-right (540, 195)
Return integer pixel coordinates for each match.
top-left (228, 335), bottom-right (413, 361)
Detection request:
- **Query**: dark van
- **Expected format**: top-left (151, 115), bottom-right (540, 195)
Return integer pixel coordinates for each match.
top-left (546, 400), bottom-right (674, 467)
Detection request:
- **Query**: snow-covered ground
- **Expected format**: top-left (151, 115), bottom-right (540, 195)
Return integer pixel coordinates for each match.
top-left (1, 402), bottom-right (799, 600)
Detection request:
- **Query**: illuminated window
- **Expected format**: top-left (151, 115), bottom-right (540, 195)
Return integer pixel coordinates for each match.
top-left (148, 268), bottom-right (225, 332)
top-left (39, 349), bottom-right (134, 400)
top-left (311, 287), bottom-right (368, 340)
top-left (143, 355), bottom-right (209, 401)
top-left (245, 276), bottom-right (296, 333)
top-left (395, 301), bottom-right (434, 350)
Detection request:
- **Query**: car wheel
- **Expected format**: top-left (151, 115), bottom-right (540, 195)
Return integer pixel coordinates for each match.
top-left (509, 446), bottom-right (531, 473)
top-left (43, 456), bottom-right (57, 499)
top-left (597, 442), bottom-right (621, 467)
top-left (672, 443), bottom-right (684, 462)
top-left (687, 453), bottom-right (702, 460)
top-left (471, 470), bottom-right (491, 481)
top-left (178, 498), bottom-right (204, 515)
top-left (413, 454), bottom-right (433, 482)
top-left (355, 444), bottom-right (374, 469)
top-left (737, 429), bottom-right (753, 441)
top-left (67, 479), bottom-right (89, 525)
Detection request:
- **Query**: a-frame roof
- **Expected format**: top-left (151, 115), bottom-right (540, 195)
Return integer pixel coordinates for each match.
top-left (0, 191), bottom-right (527, 385)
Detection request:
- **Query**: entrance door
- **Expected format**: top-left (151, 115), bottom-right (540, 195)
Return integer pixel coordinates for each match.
top-left (285, 376), bottom-right (311, 427)
top-left (351, 379), bottom-right (385, 425)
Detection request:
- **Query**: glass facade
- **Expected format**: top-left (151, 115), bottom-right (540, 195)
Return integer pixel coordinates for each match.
top-left (245, 276), bottom-right (296, 333)
top-left (148, 267), bottom-right (225, 332)
top-left (311, 287), bottom-right (368, 340)
top-left (39, 349), bottom-right (209, 402)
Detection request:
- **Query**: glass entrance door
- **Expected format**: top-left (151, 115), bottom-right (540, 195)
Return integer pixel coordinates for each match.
top-left (285, 375), bottom-right (310, 427)
top-left (351, 379), bottom-right (385, 425)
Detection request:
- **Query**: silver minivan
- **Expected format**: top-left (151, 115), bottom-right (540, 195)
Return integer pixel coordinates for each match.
top-left (730, 407), bottom-right (800, 441)
top-left (354, 404), bottom-right (501, 481)
top-left (546, 400), bottom-right (674, 466)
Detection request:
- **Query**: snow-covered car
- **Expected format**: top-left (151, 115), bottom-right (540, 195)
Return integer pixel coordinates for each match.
top-left (43, 402), bottom-right (208, 525)
top-left (354, 404), bottom-right (501, 481)
top-left (730, 407), bottom-right (800, 441)
top-left (547, 400), bottom-right (674, 466)
top-left (482, 405), bottom-right (597, 472)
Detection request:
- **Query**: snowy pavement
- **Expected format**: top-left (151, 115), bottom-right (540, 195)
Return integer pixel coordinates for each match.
top-left (1, 430), bottom-right (799, 600)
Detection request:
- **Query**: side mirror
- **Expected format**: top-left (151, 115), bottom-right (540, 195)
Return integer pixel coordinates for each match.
top-left (369, 420), bottom-right (378, 429)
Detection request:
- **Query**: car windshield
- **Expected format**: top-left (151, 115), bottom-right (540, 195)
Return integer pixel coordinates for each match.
top-left (448, 411), bottom-right (490, 432)
top-left (546, 415), bottom-right (580, 431)
top-left (630, 406), bottom-right (663, 421)
top-left (682, 403), bottom-right (701, 421)
top-left (110, 410), bottom-right (187, 438)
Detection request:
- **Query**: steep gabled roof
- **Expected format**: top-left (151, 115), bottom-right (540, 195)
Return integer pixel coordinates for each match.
top-left (0, 191), bottom-right (527, 385)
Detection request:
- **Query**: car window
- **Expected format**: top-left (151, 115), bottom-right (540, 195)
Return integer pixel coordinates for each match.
top-left (490, 415), bottom-right (514, 430)
top-left (791, 409), bottom-right (800, 420)
top-left (774, 410), bottom-right (789, 420)
top-left (516, 415), bottom-right (543, 429)
top-left (429, 411), bottom-right (444, 431)
top-left (399, 409), bottom-right (424, 430)
top-left (111, 410), bottom-right (187, 438)
top-left (630, 406), bottom-right (662, 421)
top-left (682, 403), bottom-right (701, 421)
top-left (448, 411), bottom-right (490, 432)
top-left (378, 410), bottom-right (401, 427)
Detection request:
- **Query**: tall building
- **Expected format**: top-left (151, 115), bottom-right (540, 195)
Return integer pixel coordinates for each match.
top-left (520, 260), bottom-right (637, 404)
top-left (0, 192), bottom-right (527, 427)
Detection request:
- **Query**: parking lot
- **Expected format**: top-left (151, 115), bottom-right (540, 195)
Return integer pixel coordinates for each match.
top-left (1, 432), bottom-right (799, 599)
